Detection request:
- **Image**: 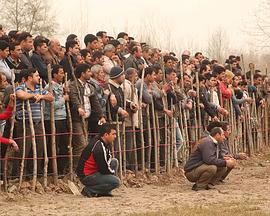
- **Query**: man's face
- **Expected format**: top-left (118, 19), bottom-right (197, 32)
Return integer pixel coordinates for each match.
top-left (183, 75), bottom-right (191, 88)
top-left (232, 76), bottom-right (240, 87)
top-left (31, 71), bottom-right (40, 84)
top-left (90, 40), bottom-right (98, 50)
top-left (155, 70), bottom-right (163, 82)
top-left (167, 72), bottom-right (178, 84)
top-left (151, 53), bottom-right (159, 64)
top-left (106, 48), bottom-right (115, 58)
top-left (231, 62), bottom-right (237, 69)
top-left (254, 77), bottom-right (262, 87)
top-left (203, 65), bottom-right (211, 75)
top-left (97, 38), bottom-right (104, 50)
top-left (218, 71), bottom-right (226, 81)
top-left (0, 74), bottom-right (8, 88)
top-left (51, 40), bottom-right (61, 54)
top-left (129, 71), bottom-right (138, 83)
top-left (101, 33), bottom-right (109, 45)
top-left (143, 50), bottom-right (150, 61)
top-left (148, 72), bottom-right (156, 83)
top-left (54, 68), bottom-right (65, 83)
top-left (0, 47), bottom-right (9, 59)
top-left (96, 69), bottom-right (106, 81)
top-left (11, 45), bottom-right (22, 59)
top-left (196, 54), bottom-right (203, 62)
top-left (208, 77), bottom-right (216, 88)
top-left (70, 44), bottom-right (80, 56)
top-left (104, 129), bottom-right (117, 144)
top-left (134, 47), bottom-right (142, 58)
top-left (21, 36), bottom-right (33, 51)
top-left (83, 69), bottom-right (92, 80)
top-left (95, 56), bottom-right (105, 66)
top-left (223, 125), bottom-right (231, 138)
top-left (38, 43), bottom-right (48, 55)
top-left (83, 52), bottom-right (92, 64)
top-left (217, 130), bottom-right (226, 143)
top-left (123, 35), bottom-right (129, 43)
top-left (165, 60), bottom-right (173, 69)
top-left (115, 74), bottom-right (125, 84)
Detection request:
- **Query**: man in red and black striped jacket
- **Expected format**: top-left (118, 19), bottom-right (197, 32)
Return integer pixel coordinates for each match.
top-left (76, 123), bottom-right (120, 197)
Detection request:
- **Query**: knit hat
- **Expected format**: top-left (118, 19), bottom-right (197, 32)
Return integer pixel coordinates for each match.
top-left (110, 66), bottom-right (124, 79)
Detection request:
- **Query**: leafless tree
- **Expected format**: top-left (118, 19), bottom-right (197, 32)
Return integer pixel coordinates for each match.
top-left (207, 27), bottom-right (229, 63)
top-left (0, 0), bottom-right (57, 36)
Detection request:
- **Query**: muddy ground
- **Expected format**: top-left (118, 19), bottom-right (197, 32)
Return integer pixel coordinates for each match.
top-left (0, 153), bottom-right (270, 216)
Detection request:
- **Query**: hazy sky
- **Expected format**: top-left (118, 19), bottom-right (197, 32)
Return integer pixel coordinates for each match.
top-left (53, 0), bottom-right (262, 55)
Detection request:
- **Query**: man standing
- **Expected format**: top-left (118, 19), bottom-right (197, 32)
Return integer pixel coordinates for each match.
top-left (15, 68), bottom-right (54, 177)
top-left (0, 40), bottom-right (11, 81)
top-left (69, 63), bottom-right (105, 168)
top-left (44, 64), bottom-right (69, 175)
top-left (17, 32), bottom-right (34, 69)
top-left (184, 127), bottom-right (236, 191)
top-left (77, 123), bottom-right (121, 197)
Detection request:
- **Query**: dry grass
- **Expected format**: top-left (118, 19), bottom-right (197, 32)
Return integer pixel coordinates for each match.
top-left (130, 201), bottom-right (269, 216)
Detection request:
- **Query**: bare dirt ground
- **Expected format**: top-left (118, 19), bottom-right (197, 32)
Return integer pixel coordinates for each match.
top-left (0, 152), bottom-right (270, 216)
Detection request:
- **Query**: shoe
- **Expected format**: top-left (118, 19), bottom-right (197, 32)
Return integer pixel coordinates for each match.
top-left (81, 188), bottom-right (97, 198)
top-left (192, 184), bottom-right (214, 191)
top-left (97, 192), bottom-right (114, 197)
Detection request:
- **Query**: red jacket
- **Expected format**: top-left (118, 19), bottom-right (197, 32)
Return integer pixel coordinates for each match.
top-left (0, 105), bottom-right (13, 144)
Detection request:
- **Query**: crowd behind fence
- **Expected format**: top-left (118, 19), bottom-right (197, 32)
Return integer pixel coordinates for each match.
top-left (0, 28), bottom-right (270, 192)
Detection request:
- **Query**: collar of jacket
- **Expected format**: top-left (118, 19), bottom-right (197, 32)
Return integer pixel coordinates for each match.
top-left (209, 135), bottom-right (218, 144)
top-left (109, 79), bottom-right (121, 88)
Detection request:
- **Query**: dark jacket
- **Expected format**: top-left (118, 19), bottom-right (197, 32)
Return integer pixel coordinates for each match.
top-left (199, 86), bottom-right (218, 118)
top-left (76, 137), bottom-right (115, 179)
top-left (123, 54), bottom-right (140, 71)
top-left (69, 79), bottom-right (103, 122)
top-left (19, 50), bottom-right (33, 69)
top-left (184, 136), bottom-right (226, 172)
top-left (31, 51), bottom-right (48, 82)
top-left (60, 54), bottom-right (76, 80)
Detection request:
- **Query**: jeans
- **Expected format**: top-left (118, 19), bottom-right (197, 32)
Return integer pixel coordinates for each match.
top-left (81, 158), bottom-right (121, 195)
top-left (175, 120), bottom-right (183, 152)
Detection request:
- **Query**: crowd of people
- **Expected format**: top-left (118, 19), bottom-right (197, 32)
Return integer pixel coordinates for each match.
top-left (0, 25), bottom-right (269, 196)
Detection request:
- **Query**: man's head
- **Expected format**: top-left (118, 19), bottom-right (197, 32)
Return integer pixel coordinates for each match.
top-left (0, 72), bottom-right (8, 89)
top-left (23, 68), bottom-right (40, 85)
top-left (66, 40), bottom-right (80, 56)
top-left (92, 50), bottom-right (104, 66)
top-left (110, 66), bottom-right (125, 84)
top-left (210, 127), bottom-right (225, 143)
top-left (34, 37), bottom-right (48, 55)
top-left (99, 123), bottom-right (117, 145)
top-left (125, 68), bottom-right (138, 84)
top-left (195, 52), bottom-right (203, 62)
top-left (0, 40), bottom-right (10, 59)
top-left (103, 44), bottom-right (115, 58)
top-left (254, 73), bottom-right (263, 87)
top-left (52, 64), bottom-right (65, 83)
top-left (183, 73), bottom-right (192, 88)
top-left (49, 38), bottom-right (61, 55)
top-left (80, 49), bottom-right (91, 64)
top-left (149, 48), bottom-right (160, 65)
top-left (117, 32), bottom-right (129, 43)
top-left (166, 68), bottom-right (178, 84)
top-left (153, 64), bottom-right (163, 82)
top-left (75, 63), bottom-right (91, 81)
top-left (91, 64), bottom-right (105, 81)
top-left (144, 66), bottom-right (156, 83)
top-left (84, 34), bottom-right (98, 51)
top-left (164, 55), bottom-right (174, 69)
top-left (108, 40), bottom-right (121, 55)
top-left (205, 73), bottom-right (217, 88)
top-left (212, 65), bottom-right (226, 81)
top-left (230, 59), bottom-right (237, 70)
top-left (17, 32), bottom-right (33, 52)
top-left (200, 64), bottom-right (211, 75)
top-left (9, 42), bottom-right (22, 59)
top-left (131, 46), bottom-right (142, 58)
top-left (96, 31), bottom-right (109, 45)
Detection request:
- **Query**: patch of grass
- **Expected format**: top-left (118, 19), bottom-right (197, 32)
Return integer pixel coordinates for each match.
top-left (130, 201), bottom-right (269, 216)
